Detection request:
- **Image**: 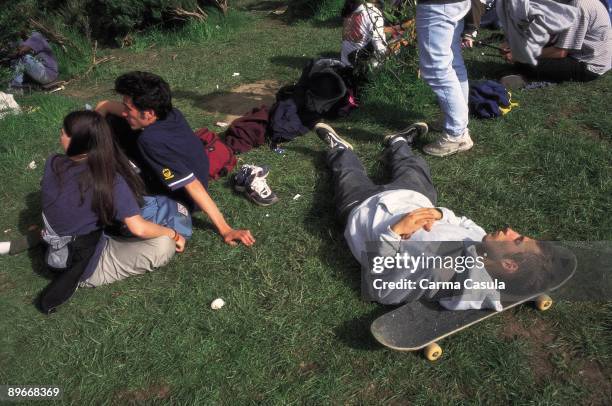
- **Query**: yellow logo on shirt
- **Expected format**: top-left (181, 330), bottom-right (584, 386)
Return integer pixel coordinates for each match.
top-left (162, 168), bottom-right (175, 180)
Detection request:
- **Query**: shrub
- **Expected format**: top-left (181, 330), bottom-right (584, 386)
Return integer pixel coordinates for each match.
top-left (1, 0), bottom-right (226, 46)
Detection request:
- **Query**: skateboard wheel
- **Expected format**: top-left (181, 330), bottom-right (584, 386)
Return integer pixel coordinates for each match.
top-left (424, 343), bottom-right (442, 361)
top-left (535, 294), bottom-right (553, 311)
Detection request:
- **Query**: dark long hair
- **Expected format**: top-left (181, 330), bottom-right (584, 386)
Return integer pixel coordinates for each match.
top-left (341, 0), bottom-right (364, 17)
top-left (56, 110), bottom-right (144, 226)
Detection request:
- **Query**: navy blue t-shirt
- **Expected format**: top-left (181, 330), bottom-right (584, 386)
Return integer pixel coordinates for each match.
top-left (136, 108), bottom-right (209, 211)
top-left (41, 154), bottom-right (141, 279)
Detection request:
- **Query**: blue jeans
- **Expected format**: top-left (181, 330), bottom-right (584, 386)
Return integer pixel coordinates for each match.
top-left (11, 54), bottom-right (57, 86)
top-left (417, 0), bottom-right (471, 137)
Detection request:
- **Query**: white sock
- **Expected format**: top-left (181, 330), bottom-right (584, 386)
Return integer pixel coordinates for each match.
top-left (0, 241), bottom-right (10, 255)
top-left (390, 137), bottom-right (407, 145)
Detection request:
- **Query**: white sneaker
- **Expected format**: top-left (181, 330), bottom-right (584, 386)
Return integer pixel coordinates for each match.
top-left (423, 130), bottom-right (474, 157)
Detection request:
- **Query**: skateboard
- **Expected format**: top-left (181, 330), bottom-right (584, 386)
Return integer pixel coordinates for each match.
top-left (370, 249), bottom-right (577, 361)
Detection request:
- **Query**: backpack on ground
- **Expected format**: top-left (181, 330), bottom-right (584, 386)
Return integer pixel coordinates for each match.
top-left (194, 128), bottom-right (237, 180)
top-left (292, 58), bottom-right (357, 118)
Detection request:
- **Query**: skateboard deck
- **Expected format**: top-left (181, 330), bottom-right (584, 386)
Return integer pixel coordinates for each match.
top-left (370, 248), bottom-right (576, 359)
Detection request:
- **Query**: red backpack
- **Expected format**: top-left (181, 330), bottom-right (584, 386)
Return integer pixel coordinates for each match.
top-left (194, 128), bottom-right (237, 180)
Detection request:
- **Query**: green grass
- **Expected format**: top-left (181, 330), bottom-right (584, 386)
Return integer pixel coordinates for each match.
top-left (1, 3), bottom-right (611, 404)
top-left (129, 9), bottom-right (254, 52)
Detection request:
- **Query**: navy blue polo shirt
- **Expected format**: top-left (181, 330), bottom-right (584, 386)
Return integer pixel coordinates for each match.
top-left (136, 108), bottom-right (209, 211)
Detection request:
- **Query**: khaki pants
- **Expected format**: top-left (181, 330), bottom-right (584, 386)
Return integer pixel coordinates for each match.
top-left (80, 236), bottom-right (175, 287)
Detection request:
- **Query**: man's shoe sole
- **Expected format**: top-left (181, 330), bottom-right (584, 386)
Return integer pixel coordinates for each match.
top-left (423, 141), bottom-right (474, 157)
top-left (248, 194), bottom-right (279, 207)
top-left (384, 122), bottom-right (429, 146)
top-left (314, 123), bottom-right (353, 150)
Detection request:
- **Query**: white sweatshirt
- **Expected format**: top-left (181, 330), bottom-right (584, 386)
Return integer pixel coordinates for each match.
top-left (341, 3), bottom-right (388, 66)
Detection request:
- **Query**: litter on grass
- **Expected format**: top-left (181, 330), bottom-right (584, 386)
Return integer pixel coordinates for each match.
top-left (27, 161), bottom-right (37, 170)
top-left (211, 298), bottom-right (225, 310)
top-left (293, 194), bottom-right (301, 200)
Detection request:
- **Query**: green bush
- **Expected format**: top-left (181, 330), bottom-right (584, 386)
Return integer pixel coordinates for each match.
top-left (0, 0), bottom-right (225, 46)
top-left (287, 0), bottom-right (344, 21)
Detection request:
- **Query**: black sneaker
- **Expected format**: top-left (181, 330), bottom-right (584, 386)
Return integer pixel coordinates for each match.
top-left (314, 123), bottom-right (353, 150)
top-left (383, 122), bottom-right (429, 147)
top-left (234, 164), bottom-right (279, 206)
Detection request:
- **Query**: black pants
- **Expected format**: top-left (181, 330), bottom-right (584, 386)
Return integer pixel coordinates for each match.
top-left (517, 57), bottom-right (600, 83)
top-left (327, 142), bottom-right (437, 224)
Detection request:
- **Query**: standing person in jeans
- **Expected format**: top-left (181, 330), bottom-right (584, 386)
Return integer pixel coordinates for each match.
top-left (417, 0), bottom-right (475, 157)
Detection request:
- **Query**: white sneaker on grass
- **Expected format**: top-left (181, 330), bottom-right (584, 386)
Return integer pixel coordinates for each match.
top-left (423, 130), bottom-right (474, 157)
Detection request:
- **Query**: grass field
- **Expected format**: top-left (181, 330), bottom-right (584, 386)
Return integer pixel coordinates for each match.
top-left (1, 1), bottom-right (611, 404)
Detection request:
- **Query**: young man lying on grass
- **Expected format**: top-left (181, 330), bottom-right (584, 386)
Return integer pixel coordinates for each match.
top-left (96, 71), bottom-right (254, 247)
top-left (314, 122), bottom-right (566, 310)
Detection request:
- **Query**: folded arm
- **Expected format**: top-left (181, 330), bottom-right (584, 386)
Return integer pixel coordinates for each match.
top-left (123, 214), bottom-right (186, 252)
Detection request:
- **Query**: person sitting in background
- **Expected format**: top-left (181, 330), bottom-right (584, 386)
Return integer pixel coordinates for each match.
top-left (340, 0), bottom-right (388, 68)
top-left (461, 0), bottom-right (496, 49)
top-left (502, 0), bottom-right (610, 82)
top-left (7, 30), bottom-right (58, 89)
top-left (37, 110), bottom-right (185, 313)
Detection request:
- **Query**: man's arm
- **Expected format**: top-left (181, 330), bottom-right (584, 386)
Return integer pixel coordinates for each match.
top-left (184, 179), bottom-right (255, 247)
top-left (390, 208), bottom-right (442, 239)
top-left (538, 46), bottom-right (569, 59)
top-left (95, 100), bottom-right (126, 117)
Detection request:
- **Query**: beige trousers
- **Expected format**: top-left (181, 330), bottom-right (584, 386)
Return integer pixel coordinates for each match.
top-left (80, 236), bottom-right (175, 287)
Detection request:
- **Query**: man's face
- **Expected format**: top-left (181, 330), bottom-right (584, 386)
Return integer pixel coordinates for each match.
top-left (121, 96), bottom-right (156, 130)
top-left (482, 227), bottom-right (542, 259)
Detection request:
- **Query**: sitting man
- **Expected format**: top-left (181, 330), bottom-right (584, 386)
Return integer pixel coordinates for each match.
top-left (314, 122), bottom-right (562, 310)
top-left (96, 71), bottom-right (254, 247)
top-left (503, 0), bottom-right (610, 82)
top-left (6, 30), bottom-right (59, 89)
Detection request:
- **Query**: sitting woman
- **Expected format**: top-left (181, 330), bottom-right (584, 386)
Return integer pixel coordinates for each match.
top-left (340, 0), bottom-right (388, 68)
top-left (38, 110), bottom-right (185, 313)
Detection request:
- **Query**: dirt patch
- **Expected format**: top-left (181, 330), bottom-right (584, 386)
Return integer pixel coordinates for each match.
top-left (114, 383), bottom-right (170, 403)
top-left (499, 312), bottom-right (556, 381)
top-left (577, 360), bottom-right (612, 405)
top-left (298, 361), bottom-right (319, 375)
top-left (178, 80), bottom-right (280, 123)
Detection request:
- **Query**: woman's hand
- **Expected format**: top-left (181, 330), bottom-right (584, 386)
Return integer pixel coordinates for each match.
top-left (175, 234), bottom-right (186, 253)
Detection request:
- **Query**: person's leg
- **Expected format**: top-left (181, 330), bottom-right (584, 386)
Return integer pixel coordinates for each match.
top-left (517, 58), bottom-right (599, 82)
top-left (327, 148), bottom-right (381, 221)
top-left (384, 140), bottom-right (438, 205)
top-left (81, 236), bottom-right (175, 287)
top-left (21, 55), bottom-right (55, 85)
top-left (417, 0), bottom-right (471, 138)
top-left (9, 57), bottom-right (27, 87)
top-left (451, 18), bottom-right (469, 105)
